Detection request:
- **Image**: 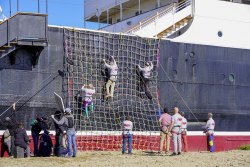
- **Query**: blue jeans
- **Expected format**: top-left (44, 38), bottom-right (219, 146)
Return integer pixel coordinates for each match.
top-left (32, 132), bottom-right (39, 156)
top-left (207, 134), bottom-right (215, 152)
top-left (122, 134), bottom-right (133, 154)
top-left (67, 129), bottom-right (77, 157)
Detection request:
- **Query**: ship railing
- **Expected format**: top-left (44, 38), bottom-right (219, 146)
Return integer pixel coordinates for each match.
top-left (125, 0), bottom-right (192, 34)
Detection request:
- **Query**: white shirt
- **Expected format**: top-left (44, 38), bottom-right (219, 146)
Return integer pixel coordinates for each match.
top-left (171, 113), bottom-right (183, 127)
top-left (181, 117), bottom-right (187, 132)
top-left (138, 62), bottom-right (153, 79)
top-left (205, 118), bottom-right (215, 131)
top-left (81, 86), bottom-right (95, 100)
top-left (104, 62), bottom-right (118, 81)
top-left (122, 120), bottom-right (133, 135)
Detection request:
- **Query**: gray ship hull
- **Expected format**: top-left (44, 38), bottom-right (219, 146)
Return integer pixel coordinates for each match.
top-left (0, 25), bottom-right (250, 131)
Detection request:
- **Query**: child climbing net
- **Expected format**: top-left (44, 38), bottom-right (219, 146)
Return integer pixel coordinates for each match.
top-left (63, 28), bottom-right (160, 151)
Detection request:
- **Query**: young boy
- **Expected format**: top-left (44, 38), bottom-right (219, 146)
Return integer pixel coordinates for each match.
top-left (122, 116), bottom-right (133, 154)
top-left (14, 122), bottom-right (29, 158)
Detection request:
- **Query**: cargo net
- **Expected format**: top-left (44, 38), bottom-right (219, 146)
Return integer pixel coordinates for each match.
top-left (63, 28), bottom-right (160, 151)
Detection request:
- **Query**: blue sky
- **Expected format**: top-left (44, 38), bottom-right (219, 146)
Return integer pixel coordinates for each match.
top-left (0, 0), bottom-right (99, 29)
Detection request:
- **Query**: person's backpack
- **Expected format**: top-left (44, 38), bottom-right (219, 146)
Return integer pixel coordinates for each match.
top-left (3, 129), bottom-right (11, 143)
top-left (67, 117), bottom-right (74, 128)
top-left (3, 129), bottom-right (10, 138)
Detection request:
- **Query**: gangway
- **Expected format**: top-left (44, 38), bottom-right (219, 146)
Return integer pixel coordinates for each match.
top-left (0, 13), bottom-right (48, 69)
top-left (125, 0), bottom-right (193, 38)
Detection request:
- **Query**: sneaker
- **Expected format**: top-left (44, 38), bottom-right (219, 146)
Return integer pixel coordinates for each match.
top-left (170, 153), bottom-right (177, 156)
top-left (105, 94), bottom-right (111, 98)
top-left (177, 152), bottom-right (181, 155)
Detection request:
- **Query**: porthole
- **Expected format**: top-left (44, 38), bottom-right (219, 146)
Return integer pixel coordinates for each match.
top-left (218, 31), bottom-right (223, 37)
top-left (229, 74), bottom-right (235, 82)
top-left (189, 52), bottom-right (195, 58)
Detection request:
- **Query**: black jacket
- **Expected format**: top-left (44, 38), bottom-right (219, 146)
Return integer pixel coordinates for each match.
top-left (14, 128), bottom-right (29, 149)
top-left (0, 111), bottom-right (17, 136)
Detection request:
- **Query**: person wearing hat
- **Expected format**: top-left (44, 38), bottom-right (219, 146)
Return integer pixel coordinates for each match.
top-left (51, 108), bottom-right (77, 157)
top-left (137, 61), bottom-right (154, 99)
top-left (103, 56), bottom-right (118, 99)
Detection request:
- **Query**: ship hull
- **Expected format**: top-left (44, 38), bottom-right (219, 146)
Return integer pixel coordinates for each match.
top-left (0, 131), bottom-right (249, 156)
top-left (0, 26), bottom-right (250, 153)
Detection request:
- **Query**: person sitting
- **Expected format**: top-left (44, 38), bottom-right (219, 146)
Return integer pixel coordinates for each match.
top-left (137, 61), bottom-right (153, 99)
top-left (39, 130), bottom-right (53, 157)
top-left (78, 84), bottom-right (96, 118)
top-left (60, 131), bottom-right (69, 157)
top-left (14, 122), bottom-right (29, 158)
top-left (103, 56), bottom-right (118, 99)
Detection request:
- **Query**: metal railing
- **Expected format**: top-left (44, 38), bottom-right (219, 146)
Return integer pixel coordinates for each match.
top-left (1, 0), bottom-right (48, 48)
top-left (8, 0), bottom-right (48, 17)
top-left (126, 0), bottom-right (192, 34)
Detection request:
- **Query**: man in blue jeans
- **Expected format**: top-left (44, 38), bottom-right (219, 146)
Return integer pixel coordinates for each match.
top-left (122, 116), bottom-right (133, 154)
top-left (51, 108), bottom-right (77, 157)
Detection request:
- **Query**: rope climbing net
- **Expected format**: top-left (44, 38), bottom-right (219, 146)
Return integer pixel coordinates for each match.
top-left (63, 28), bottom-right (161, 151)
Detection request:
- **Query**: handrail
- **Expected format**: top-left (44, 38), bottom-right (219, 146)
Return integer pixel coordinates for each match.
top-left (125, 4), bottom-right (173, 33)
top-left (100, 4), bottom-right (171, 30)
top-left (124, 4), bottom-right (173, 33)
top-left (0, 12), bottom-right (48, 48)
top-left (0, 12), bottom-right (47, 26)
top-left (126, 0), bottom-right (192, 34)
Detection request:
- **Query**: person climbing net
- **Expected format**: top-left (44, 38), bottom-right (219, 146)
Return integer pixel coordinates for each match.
top-left (103, 56), bottom-right (118, 99)
top-left (137, 61), bottom-right (154, 100)
top-left (76, 83), bottom-right (96, 118)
